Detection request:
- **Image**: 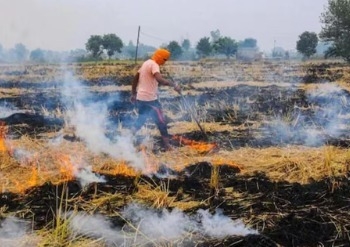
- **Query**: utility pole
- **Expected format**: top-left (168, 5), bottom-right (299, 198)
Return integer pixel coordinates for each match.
top-left (135, 26), bottom-right (140, 64)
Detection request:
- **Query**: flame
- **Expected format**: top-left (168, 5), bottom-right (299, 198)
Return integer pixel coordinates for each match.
top-left (172, 135), bottom-right (218, 154)
top-left (0, 121), bottom-right (7, 152)
top-left (98, 145), bottom-right (159, 176)
top-left (28, 163), bottom-right (39, 187)
top-left (56, 154), bottom-right (75, 181)
top-left (10, 164), bottom-right (39, 193)
top-left (212, 157), bottom-right (242, 172)
top-left (112, 161), bottom-right (138, 176)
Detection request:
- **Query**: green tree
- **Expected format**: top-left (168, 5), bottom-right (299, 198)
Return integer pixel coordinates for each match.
top-left (102, 33), bottom-right (123, 59)
top-left (167, 41), bottom-right (183, 60)
top-left (30, 48), bottom-right (45, 62)
top-left (239, 38), bottom-right (257, 48)
top-left (13, 43), bottom-right (28, 62)
top-left (124, 41), bottom-right (136, 59)
top-left (196, 37), bottom-right (212, 58)
top-left (85, 35), bottom-right (103, 59)
top-left (296, 31), bottom-right (319, 58)
top-left (213, 36), bottom-right (238, 59)
top-left (210, 29), bottom-right (221, 42)
top-left (181, 39), bottom-right (191, 51)
top-left (320, 0), bottom-right (350, 62)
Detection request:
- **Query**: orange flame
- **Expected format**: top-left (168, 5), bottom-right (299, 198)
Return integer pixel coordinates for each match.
top-left (112, 161), bottom-right (138, 176)
top-left (172, 135), bottom-right (218, 154)
top-left (0, 121), bottom-right (7, 152)
top-left (28, 163), bottom-right (39, 187)
top-left (56, 154), bottom-right (75, 181)
top-left (212, 157), bottom-right (242, 172)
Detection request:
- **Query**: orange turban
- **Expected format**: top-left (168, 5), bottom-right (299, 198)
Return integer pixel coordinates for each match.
top-left (152, 49), bottom-right (171, 65)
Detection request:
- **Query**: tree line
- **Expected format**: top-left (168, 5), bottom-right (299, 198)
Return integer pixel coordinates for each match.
top-left (0, 0), bottom-right (349, 63)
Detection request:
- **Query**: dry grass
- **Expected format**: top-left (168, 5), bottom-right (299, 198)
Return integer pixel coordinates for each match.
top-left (1, 127), bottom-right (350, 194)
top-left (156, 144), bottom-right (349, 184)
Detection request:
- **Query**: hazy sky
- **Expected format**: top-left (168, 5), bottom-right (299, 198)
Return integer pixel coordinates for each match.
top-left (1, 0), bottom-right (329, 52)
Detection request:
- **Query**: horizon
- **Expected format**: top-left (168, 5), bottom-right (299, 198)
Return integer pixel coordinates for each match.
top-left (1, 0), bottom-right (329, 53)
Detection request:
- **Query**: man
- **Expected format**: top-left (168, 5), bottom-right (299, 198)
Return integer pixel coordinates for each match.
top-left (130, 48), bottom-right (181, 151)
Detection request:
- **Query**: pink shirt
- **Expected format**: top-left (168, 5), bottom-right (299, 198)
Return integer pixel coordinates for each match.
top-left (136, 59), bottom-right (160, 101)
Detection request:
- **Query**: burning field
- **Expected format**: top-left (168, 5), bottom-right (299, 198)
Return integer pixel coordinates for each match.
top-left (1, 60), bottom-right (350, 246)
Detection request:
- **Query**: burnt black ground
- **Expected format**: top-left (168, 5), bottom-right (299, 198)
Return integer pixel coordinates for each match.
top-left (1, 162), bottom-right (350, 246)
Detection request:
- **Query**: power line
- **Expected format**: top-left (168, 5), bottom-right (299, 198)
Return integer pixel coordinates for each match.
top-left (139, 31), bottom-right (169, 43)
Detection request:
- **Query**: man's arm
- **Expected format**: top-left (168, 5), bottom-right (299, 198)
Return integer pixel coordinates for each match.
top-left (154, 72), bottom-right (181, 93)
top-left (130, 72), bottom-right (140, 102)
top-left (131, 72), bottom-right (140, 95)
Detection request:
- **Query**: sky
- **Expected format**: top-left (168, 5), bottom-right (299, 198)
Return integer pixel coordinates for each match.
top-left (1, 0), bottom-right (329, 53)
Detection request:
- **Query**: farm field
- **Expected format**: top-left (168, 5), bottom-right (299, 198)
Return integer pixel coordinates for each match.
top-left (1, 59), bottom-right (350, 246)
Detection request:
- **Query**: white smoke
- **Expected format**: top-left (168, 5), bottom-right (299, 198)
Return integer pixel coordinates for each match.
top-left (62, 154), bottom-right (106, 188)
top-left (307, 83), bottom-right (345, 138)
top-left (69, 213), bottom-right (126, 246)
top-left (0, 217), bottom-right (37, 247)
top-left (197, 208), bottom-right (258, 237)
top-left (0, 103), bottom-right (25, 118)
top-left (69, 203), bottom-right (257, 246)
top-left (61, 72), bottom-right (145, 172)
top-left (121, 203), bottom-right (195, 242)
top-left (265, 82), bottom-right (349, 146)
top-left (74, 165), bottom-right (106, 188)
top-left (12, 148), bottom-right (34, 164)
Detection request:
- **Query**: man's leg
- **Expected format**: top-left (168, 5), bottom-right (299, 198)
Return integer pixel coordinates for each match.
top-left (132, 101), bottom-right (150, 133)
top-left (149, 102), bottom-right (172, 151)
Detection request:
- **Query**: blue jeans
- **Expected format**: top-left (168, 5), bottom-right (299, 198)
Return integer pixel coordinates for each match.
top-left (133, 100), bottom-right (169, 137)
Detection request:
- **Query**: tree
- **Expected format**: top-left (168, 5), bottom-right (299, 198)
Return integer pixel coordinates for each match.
top-left (85, 35), bottom-right (104, 59)
top-left (123, 40), bottom-right (136, 59)
top-left (239, 38), bottom-right (257, 48)
top-left (213, 36), bottom-right (238, 59)
top-left (196, 37), bottom-right (212, 58)
top-left (68, 49), bottom-right (88, 62)
top-left (102, 33), bottom-right (123, 59)
top-left (30, 49), bottom-right (45, 62)
top-left (296, 31), bottom-right (319, 58)
top-left (167, 41), bottom-right (183, 60)
top-left (181, 39), bottom-right (191, 51)
top-left (13, 43), bottom-right (28, 62)
top-left (210, 29), bottom-right (221, 42)
top-left (320, 0), bottom-right (350, 62)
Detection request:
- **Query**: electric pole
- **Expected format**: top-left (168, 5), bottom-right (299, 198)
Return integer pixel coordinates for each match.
top-left (135, 26), bottom-right (140, 64)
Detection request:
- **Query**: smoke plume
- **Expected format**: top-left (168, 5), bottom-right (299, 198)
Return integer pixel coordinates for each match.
top-left (0, 217), bottom-right (37, 247)
top-left (69, 203), bottom-right (257, 246)
top-left (61, 72), bottom-right (145, 171)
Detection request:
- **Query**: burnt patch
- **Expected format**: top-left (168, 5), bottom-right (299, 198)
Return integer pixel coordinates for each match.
top-left (0, 163), bottom-right (350, 245)
top-left (0, 113), bottom-right (64, 137)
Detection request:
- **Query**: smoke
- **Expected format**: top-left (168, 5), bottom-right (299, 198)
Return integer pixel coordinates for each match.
top-left (306, 83), bottom-right (345, 138)
top-left (0, 103), bottom-right (24, 118)
top-left (74, 165), bottom-right (106, 188)
top-left (0, 217), bottom-right (37, 247)
top-left (58, 154), bottom-right (106, 188)
top-left (121, 203), bottom-right (195, 242)
top-left (69, 213), bottom-right (126, 246)
top-left (12, 148), bottom-right (34, 164)
top-left (265, 83), bottom-right (349, 146)
top-left (69, 203), bottom-right (257, 246)
top-left (61, 72), bottom-right (145, 172)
